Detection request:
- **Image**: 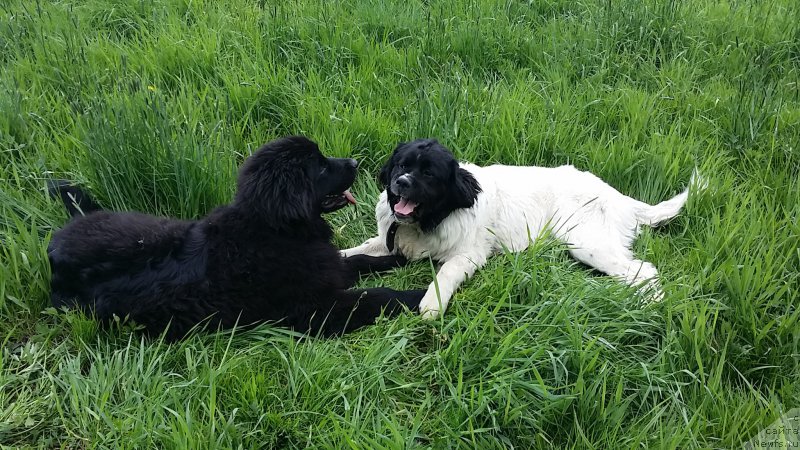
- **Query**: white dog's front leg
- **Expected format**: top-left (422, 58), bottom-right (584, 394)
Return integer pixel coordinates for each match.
top-left (419, 253), bottom-right (486, 319)
top-left (341, 237), bottom-right (391, 258)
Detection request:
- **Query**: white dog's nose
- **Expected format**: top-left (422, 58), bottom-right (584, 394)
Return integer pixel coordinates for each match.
top-left (396, 174), bottom-right (412, 188)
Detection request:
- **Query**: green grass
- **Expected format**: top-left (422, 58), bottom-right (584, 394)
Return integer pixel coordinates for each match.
top-left (1, 0), bottom-right (798, 447)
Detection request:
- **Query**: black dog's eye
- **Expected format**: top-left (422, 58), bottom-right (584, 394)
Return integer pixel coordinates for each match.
top-left (422, 169), bottom-right (433, 177)
top-left (398, 164), bottom-right (406, 170)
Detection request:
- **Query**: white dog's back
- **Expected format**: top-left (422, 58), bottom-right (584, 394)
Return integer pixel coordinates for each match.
top-left (469, 163), bottom-right (695, 253)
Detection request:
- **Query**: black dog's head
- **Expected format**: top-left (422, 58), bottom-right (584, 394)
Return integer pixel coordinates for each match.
top-left (236, 136), bottom-right (358, 227)
top-left (379, 139), bottom-right (481, 231)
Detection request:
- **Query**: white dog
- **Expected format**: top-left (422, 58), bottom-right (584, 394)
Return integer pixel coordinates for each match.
top-left (343, 139), bottom-right (703, 318)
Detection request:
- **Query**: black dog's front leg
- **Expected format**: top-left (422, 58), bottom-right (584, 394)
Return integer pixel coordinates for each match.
top-left (342, 254), bottom-right (409, 287)
top-left (309, 288), bottom-right (424, 337)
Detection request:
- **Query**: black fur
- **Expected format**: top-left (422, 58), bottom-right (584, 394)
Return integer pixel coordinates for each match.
top-left (379, 139), bottom-right (481, 232)
top-left (48, 136), bottom-right (423, 341)
top-left (48, 180), bottom-right (102, 217)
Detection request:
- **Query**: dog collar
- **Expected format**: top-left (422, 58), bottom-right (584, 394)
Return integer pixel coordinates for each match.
top-left (386, 222), bottom-right (399, 252)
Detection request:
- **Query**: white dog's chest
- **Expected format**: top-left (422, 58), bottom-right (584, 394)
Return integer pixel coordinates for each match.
top-left (392, 225), bottom-right (451, 261)
top-left (391, 218), bottom-right (507, 263)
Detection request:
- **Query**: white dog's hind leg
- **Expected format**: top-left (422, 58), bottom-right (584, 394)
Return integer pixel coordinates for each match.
top-left (568, 241), bottom-right (664, 302)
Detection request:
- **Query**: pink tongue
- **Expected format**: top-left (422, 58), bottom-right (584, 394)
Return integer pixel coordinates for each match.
top-left (343, 190), bottom-right (356, 205)
top-left (394, 198), bottom-right (417, 215)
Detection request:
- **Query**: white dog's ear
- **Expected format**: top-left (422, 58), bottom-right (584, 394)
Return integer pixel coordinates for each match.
top-left (452, 166), bottom-right (481, 208)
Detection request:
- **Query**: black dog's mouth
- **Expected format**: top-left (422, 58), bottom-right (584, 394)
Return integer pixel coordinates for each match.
top-left (321, 190), bottom-right (356, 213)
top-left (392, 196), bottom-right (419, 220)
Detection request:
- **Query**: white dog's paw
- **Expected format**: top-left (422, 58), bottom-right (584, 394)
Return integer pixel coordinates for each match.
top-left (419, 306), bottom-right (440, 320)
top-left (418, 291), bottom-right (443, 320)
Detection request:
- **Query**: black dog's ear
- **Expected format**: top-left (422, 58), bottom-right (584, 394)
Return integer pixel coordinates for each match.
top-left (379, 143), bottom-right (404, 188)
top-left (451, 165), bottom-right (482, 209)
top-left (235, 144), bottom-right (315, 227)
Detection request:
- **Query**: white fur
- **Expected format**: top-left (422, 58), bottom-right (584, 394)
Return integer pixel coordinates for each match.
top-left (344, 163), bottom-right (703, 318)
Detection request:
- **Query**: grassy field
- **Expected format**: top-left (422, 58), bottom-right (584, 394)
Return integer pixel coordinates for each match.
top-left (1, 0), bottom-right (799, 448)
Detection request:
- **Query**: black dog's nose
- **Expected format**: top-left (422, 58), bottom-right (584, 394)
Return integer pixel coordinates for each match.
top-left (395, 176), bottom-right (411, 189)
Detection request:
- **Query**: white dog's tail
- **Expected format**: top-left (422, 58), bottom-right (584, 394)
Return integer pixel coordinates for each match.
top-left (636, 169), bottom-right (707, 227)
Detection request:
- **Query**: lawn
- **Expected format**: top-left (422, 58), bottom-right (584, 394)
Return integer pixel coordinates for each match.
top-left (1, 0), bottom-right (798, 448)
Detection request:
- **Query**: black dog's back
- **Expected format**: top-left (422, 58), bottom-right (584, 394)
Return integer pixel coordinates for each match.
top-left (49, 210), bottom-right (194, 269)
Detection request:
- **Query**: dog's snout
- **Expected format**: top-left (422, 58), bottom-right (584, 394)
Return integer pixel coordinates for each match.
top-left (396, 175), bottom-right (411, 189)
top-left (329, 157), bottom-right (359, 169)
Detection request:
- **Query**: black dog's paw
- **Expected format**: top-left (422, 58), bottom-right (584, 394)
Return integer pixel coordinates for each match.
top-left (404, 289), bottom-right (427, 310)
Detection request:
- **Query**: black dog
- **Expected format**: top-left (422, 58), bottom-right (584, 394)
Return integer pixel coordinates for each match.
top-left (48, 136), bottom-right (423, 340)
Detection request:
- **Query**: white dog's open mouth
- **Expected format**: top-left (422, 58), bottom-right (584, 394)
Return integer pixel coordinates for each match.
top-left (321, 189), bottom-right (357, 212)
top-left (393, 197), bottom-right (418, 217)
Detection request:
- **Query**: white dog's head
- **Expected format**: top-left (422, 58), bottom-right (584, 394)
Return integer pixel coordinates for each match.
top-left (379, 139), bottom-right (481, 231)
